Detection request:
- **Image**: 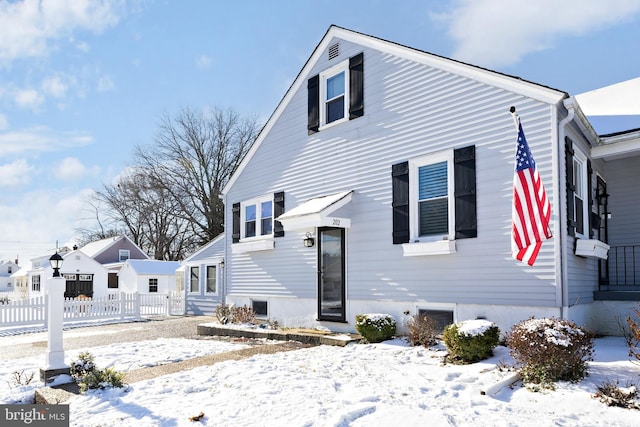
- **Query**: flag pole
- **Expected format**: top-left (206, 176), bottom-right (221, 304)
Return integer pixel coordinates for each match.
top-left (509, 106), bottom-right (519, 131)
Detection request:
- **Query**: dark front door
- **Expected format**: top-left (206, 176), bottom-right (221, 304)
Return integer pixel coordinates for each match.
top-left (318, 227), bottom-right (346, 321)
top-left (64, 274), bottom-right (94, 298)
top-left (596, 177), bottom-right (609, 287)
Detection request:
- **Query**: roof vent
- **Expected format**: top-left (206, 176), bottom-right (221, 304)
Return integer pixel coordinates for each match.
top-left (328, 42), bottom-right (340, 60)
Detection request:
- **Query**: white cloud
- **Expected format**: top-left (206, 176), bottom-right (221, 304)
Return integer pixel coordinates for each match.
top-left (97, 74), bottom-right (115, 92)
top-left (0, 126), bottom-right (93, 157)
top-left (0, 0), bottom-right (123, 67)
top-left (14, 88), bottom-right (44, 109)
top-left (54, 156), bottom-right (100, 180)
top-left (0, 113), bottom-right (8, 130)
top-left (41, 75), bottom-right (69, 98)
top-left (436, 0), bottom-right (640, 68)
top-left (0, 159), bottom-right (35, 187)
top-left (195, 54), bottom-right (213, 69)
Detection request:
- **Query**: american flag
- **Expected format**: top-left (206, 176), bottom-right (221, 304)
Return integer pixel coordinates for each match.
top-left (511, 118), bottom-right (552, 266)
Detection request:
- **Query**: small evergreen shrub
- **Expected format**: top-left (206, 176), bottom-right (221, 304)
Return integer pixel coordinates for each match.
top-left (70, 352), bottom-right (126, 393)
top-left (442, 319), bottom-right (500, 363)
top-left (0, 295), bottom-right (9, 304)
top-left (355, 313), bottom-right (396, 343)
top-left (406, 313), bottom-right (438, 347)
top-left (507, 317), bottom-right (594, 389)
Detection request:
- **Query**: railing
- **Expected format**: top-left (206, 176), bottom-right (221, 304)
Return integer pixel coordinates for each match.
top-left (602, 245), bottom-right (640, 289)
top-left (0, 291), bottom-right (184, 329)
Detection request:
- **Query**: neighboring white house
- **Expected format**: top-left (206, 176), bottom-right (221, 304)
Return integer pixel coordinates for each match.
top-left (79, 236), bottom-right (150, 291)
top-left (182, 234), bottom-right (225, 315)
top-left (118, 259), bottom-right (181, 294)
top-left (215, 25), bottom-right (639, 336)
top-left (0, 259), bottom-right (20, 293)
top-left (26, 248), bottom-right (109, 299)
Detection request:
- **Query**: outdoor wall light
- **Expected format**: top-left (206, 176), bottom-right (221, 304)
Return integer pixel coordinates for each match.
top-left (303, 232), bottom-right (315, 248)
top-left (49, 252), bottom-right (64, 278)
top-left (220, 260), bottom-right (225, 268)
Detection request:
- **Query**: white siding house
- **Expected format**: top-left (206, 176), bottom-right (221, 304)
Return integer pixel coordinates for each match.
top-left (182, 234), bottom-right (225, 315)
top-left (118, 259), bottom-right (181, 294)
top-left (218, 26), bottom-right (638, 335)
top-left (0, 260), bottom-right (20, 293)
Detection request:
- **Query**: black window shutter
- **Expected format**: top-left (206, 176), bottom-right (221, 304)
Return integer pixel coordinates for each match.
top-left (307, 75), bottom-right (320, 134)
top-left (587, 160), bottom-right (593, 238)
top-left (392, 161), bottom-right (410, 244)
top-left (349, 52), bottom-right (364, 120)
top-left (232, 202), bottom-right (241, 243)
top-left (454, 146), bottom-right (477, 239)
top-left (565, 137), bottom-right (576, 237)
top-left (274, 191), bottom-right (285, 238)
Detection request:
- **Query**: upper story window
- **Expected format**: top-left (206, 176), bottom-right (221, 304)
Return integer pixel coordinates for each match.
top-left (307, 52), bottom-right (363, 134)
top-left (242, 197), bottom-right (273, 240)
top-left (32, 274), bottom-right (41, 292)
top-left (7, 266), bottom-right (12, 274)
top-left (321, 63), bottom-right (348, 127)
top-left (119, 249), bottom-right (130, 262)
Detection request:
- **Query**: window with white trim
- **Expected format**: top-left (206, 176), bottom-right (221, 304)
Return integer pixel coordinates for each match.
top-left (241, 196), bottom-right (273, 240)
top-left (32, 275), bottom-right (41, 292)
top-left (148, 278), bottom-right (158, 293)
top-left (409, 150), bottom-right (455, 242)
top-left (119, 249), bottom-right (130, 262)
top-left (189, 266), bottom-right (199, 293)
top-left (206, 265), bottom-right (216, 294)
top-left (320, 61), bottom-right (349, 127)
top-left (572, 148), bottom-right (588, 238)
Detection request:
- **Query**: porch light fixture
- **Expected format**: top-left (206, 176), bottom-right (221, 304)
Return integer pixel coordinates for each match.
top-left (596, 189), bottom-right (610, 204)
top-left (220, 260), bottom-right (225, 268)
top-left (49, 252), bottom-right (64, 278)
top-left (303, 232), bottom-right (315, 248)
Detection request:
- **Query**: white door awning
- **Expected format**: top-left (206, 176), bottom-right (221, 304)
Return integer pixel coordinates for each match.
top-left (276, 190), bottom-right (353, 230)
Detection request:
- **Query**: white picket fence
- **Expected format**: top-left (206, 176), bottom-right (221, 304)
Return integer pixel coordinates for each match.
top-left (0, 292), bottom-right (185, 329)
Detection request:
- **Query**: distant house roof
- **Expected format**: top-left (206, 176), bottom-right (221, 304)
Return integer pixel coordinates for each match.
top-left (124, 259), bottom-right (181, 276)
top-left (80, 235), bottom-right (149, 259)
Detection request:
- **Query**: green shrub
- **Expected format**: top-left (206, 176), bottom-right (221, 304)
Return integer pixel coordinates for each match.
top-left (70, 352), bottom-right (126, 393)
top-left (355, 313), bottom-right (396, 343)
top-left (443, 319), bottom-right (500, 363)
top-left (507, 317), bottom-right (594, 389)
top-left (406, 313), bottom-right (438, 347)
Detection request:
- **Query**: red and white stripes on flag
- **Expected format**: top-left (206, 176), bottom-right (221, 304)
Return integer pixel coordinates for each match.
top-left (511, 116), bottom-right (552, 266)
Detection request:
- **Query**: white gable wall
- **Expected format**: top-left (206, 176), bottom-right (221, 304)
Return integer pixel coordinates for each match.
top-left (224, 34), bottom-right (566, 333)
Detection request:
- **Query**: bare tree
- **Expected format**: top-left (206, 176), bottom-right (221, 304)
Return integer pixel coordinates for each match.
top-left (79, 106), bottom-right (259, 259)
top-left (135, 107), bottom-right (259, 244)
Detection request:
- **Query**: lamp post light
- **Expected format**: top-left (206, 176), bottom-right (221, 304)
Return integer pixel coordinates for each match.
top-left (40, 251), bottom-right (71, 384)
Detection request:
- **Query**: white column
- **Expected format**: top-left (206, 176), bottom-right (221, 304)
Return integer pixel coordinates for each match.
top-left (41, 276), bottom-right (70, 383)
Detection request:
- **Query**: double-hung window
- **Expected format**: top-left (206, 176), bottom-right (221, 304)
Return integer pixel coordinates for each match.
top-left (148, 278), bottom-right (158, 293)
top-left (189, 266), bottom-right (199, 293)
top-left (410, 151), bottom-right (454, 242)
top-left (572, 148), bottom-right (588, 238)
top-left (322, 64), bottom-right (348, 126)
top-left (206, 266), bottom-right (216, 294)
top-left (242, 197), bottom-right (273, 240)
top-left (119, 249), bottom-right (130, 262)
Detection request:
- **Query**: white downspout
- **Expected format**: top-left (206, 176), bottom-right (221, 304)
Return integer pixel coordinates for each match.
top-left (558, 100), bottom-right (575, 320)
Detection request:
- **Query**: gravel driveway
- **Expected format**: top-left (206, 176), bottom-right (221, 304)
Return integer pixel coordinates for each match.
top-left (0, 315), bottom-right (217, 361)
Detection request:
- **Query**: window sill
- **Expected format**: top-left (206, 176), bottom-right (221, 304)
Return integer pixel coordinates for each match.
top-left (575, 239), bottom-right (610, 260)
top-left (402, 240), bottom-right (456, 256)
top-left (232, 239), bottom-right (275, 254)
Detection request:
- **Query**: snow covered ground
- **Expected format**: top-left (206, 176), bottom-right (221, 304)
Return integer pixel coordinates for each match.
top-left (1, 333), bottom-right (638, 426)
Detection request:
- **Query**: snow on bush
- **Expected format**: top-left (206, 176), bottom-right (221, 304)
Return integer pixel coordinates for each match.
top-left (355, 313), bottom-right (396, 343)
top-left (442, 319), bottom-right (500, 363)
top-left (507, 317), bottom-right (594, 389)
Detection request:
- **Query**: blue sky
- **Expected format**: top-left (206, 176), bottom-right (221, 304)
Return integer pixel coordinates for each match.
top-left (1, 0), bottom-right (640, 264)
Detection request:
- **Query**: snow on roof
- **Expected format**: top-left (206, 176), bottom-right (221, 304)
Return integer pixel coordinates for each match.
top-left (80, 236), bottom-right (124, 258)
top-left (575, 77), bottom-right (640, 116)
top-left (125, 259), bottom-right (181, 275)
top-left (277, 191), bottom-right (353, 219)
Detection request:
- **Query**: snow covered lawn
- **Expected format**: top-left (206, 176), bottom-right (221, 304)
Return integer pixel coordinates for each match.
top-left (1, 335), bottom-right (638, 426)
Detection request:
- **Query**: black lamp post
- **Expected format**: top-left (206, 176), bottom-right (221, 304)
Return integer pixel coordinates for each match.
top-left (49, 252), bottom-right (64, 278)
